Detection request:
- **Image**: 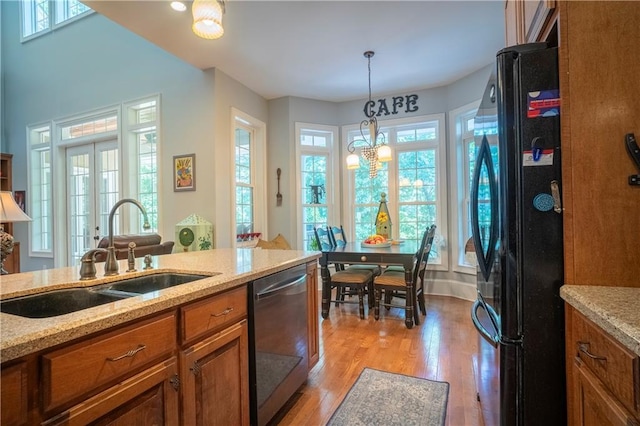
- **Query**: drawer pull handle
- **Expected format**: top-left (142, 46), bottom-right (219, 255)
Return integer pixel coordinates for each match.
top-left (107, 344), bottom-right (146, 362)
top-left (578, 342), bottom-right (607, 362)
top-left (212, 307), bottom-right (233, 317)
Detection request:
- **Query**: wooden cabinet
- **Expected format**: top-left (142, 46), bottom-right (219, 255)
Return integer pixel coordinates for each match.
top-left (43, 358), bottom-right (180, 426)
top-left (42, 313), bottom-right (176, 412)
top-left (1, 361), bottom-right (29, 426)
top-left (180, 321), bottom-right (249, 426)
top-left (504, 0), bottom-right (556, 46)
top-left (558, 2), bottom-right (640, 287)
top-left (179, 286), bottom-right (249, 426)
top-left (1, 284), bottom-right (256, 425)
top-left (307, 261), bottom-right (319, 369)
top-left (566, 306), bottom-right (640, 425)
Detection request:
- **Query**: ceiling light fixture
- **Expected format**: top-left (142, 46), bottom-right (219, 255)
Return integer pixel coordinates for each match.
top-left (192, 0), bottom-right (225, 40)
top-left (170, 1), bottom-right (187, 12)
top-left (346, 51), bottom-right (391, 178)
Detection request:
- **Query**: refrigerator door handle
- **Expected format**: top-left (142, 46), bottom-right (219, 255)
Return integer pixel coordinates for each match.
top-left (470, 135), bottom-right (499, 282)
top-left (471, 299), bottom-right (500, 348)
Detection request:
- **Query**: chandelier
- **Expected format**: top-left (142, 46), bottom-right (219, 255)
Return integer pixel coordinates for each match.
top-left (346, 51), bottom-right (392, 178)
top-left (192, 0), bottom-right (225, 40)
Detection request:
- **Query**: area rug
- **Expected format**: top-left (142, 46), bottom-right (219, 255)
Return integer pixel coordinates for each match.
top-left (326, 368), bottom-right (449, 426)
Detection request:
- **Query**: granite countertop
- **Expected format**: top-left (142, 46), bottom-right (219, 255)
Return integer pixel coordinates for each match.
top-left (0, 248), bottom-right (320, 363)
top-left (560, 285), bottom-right (640, 356)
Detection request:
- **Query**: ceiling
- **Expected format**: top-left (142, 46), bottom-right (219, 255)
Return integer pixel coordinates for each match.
top-left (84, 0), bottom-right (505, 103)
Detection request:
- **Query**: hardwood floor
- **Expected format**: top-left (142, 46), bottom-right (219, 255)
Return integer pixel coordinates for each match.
top-left (274, 292), bottom-right (483, 425)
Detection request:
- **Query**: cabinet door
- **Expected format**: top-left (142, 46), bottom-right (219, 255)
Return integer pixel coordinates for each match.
top-left (523, 0), bottom-right (556, 42)
top-left (573, 359), bottom-right (637, 426)
top-left (1, 362), bottom-right (28, 426)
top-left (181, 320), bottom-right (249, 426)
top-left (307, 261), bottom-right (319, 369)
top-left (42, 358), bottom-right (180, 426)
top-left (504, 0), bottom-right (524, 46)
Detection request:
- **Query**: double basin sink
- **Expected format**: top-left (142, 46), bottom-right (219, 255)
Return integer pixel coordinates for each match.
top-left (0, 272), bottom-right (214, 319)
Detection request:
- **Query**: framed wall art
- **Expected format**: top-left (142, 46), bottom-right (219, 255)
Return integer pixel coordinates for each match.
top-left (173, 154), bottom-right (196, 192)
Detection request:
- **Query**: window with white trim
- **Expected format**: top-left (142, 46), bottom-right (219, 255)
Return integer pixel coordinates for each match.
top-left (232, 109), bottom-right (266, 247)
top-left (449, 102), bottom-right (479, 272)
top-left (296, 123), bottom-right (339, 250)
top-left (342, 115), bottom-right (447, 268)
top-left (21, 0), bottom-right (92, 40)
top-left (27, 124), bottom-right (53, 255)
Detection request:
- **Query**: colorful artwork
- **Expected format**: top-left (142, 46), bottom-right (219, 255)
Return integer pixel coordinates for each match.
top-left (174, 154), bottom-right (196, 191)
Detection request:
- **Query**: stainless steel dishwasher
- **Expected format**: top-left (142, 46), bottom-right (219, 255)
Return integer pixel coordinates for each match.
top-left (248, 264), bottom-right (308, 426)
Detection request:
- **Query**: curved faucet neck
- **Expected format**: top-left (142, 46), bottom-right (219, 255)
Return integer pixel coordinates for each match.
top-left (107, 198), bottom-right (150, 247)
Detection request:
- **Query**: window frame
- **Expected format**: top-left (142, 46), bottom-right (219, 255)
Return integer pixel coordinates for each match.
top-left (231, 108), bottom-right (267, 248)
top-left (26, 122), bottom-right (54, 258)
top-left (20, 0), bottom-right (93, 42)
top-left (341, 113), bottom-right (448, 271)
top-left (295, 122), bottom-right (340, 250)
top-left (448, 100), bottom-right (481, 275)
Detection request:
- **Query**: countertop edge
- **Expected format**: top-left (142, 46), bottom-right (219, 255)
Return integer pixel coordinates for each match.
top-left (560, 285), bottom-right (640, 356)
top-left (1, 249), bottom-right (320, 363)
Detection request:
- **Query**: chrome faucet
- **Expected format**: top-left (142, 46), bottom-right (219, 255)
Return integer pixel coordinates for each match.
top-left (104, 198), bottom-right (151, 276)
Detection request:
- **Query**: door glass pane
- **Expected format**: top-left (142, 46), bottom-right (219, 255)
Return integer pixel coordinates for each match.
top-left (68, 152), bottom-right (91, 265)
top-left (97, 147), bottom-right (119, 239)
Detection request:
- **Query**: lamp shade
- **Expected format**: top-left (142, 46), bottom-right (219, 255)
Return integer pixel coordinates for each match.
top-left (192, 0), bottom-right (224, 40)
top-left (377, 144), bottom-right (392, 162)
top-left (346, 153), bottom-right (360, 170)
top-left (0, 192), bottom-right (31, 223)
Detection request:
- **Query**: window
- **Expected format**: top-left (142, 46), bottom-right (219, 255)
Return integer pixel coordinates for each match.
top-left (296, 124), bottom-right (339, 250)
top-left (21, 0), bottom-right (91, 40)
top-left (27, 124), bottom-right (53, 256)
top-left (232, 109), bottom-right (266, 247)
top-left (342, 115), bottom-right (447, 268)
top-left (28, 97), bottom-right (160, 266)
top-left (235, 126), bottom-right (254, 239)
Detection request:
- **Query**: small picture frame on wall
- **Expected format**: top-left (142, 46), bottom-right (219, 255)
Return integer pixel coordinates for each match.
top-left (173, 154), bottom-right (196, 192)
top-left (14, 190), bottom-right (26, 213)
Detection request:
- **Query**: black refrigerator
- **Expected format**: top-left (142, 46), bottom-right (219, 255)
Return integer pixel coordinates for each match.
top-left (470, 42), bottom-right (565, 426)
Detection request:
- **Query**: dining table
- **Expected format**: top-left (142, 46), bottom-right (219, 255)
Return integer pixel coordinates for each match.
top-left (318, 240), bottom-right (420, 329)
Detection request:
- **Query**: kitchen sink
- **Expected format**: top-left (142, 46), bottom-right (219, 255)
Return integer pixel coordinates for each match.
top-left (104, 272), bottom-right (213, 294)
top-left (0, 288), bottom-right (130, 319)
top-left (0, 272), bottom-right (215, 319)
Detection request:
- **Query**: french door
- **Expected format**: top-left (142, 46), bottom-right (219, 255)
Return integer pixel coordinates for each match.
top-left (66, 141), bottom-right (119, 265)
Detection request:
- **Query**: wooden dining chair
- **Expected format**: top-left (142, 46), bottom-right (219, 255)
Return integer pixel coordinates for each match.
top-left (373, 225), bottom-right (436, 326)
top-left (314, 226), bottom-right (374, 319)
top-left (328, 225), bottom-right (381, 306)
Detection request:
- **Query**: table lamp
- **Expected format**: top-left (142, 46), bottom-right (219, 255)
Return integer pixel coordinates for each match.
top-left (0, 191), bottom-right (32, 275)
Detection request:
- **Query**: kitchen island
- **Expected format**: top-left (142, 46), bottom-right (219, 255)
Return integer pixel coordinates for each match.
top-left (0, 248), bottom-right (320, 425)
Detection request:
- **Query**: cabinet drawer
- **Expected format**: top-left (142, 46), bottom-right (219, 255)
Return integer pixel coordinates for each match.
top-left (571, 310), bottom-right (640, 417)
top-left (181, 286), bottom-right (247, 344)
top-left (43, 313), bottom-right (176, 412)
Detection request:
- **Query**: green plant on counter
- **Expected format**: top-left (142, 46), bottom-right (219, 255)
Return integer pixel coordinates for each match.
top-left (198, 234), bottom-right (212, 251)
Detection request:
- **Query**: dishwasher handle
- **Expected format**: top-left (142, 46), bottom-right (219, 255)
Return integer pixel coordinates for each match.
top-left (255, 275), bottom-right (306, 300)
